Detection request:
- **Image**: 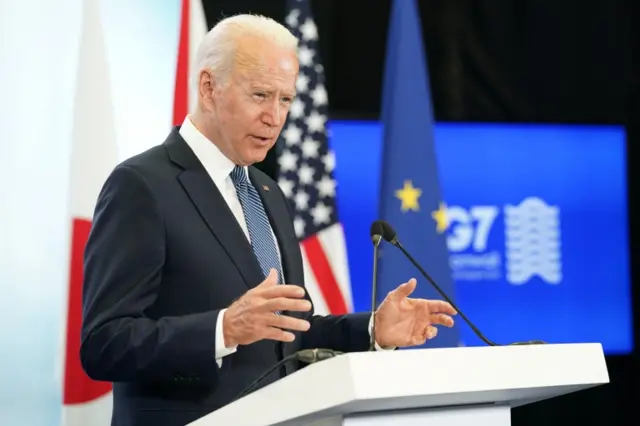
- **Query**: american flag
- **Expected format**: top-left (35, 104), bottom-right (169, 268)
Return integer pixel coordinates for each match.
top-left (278, 0), bottom-right (353, 315)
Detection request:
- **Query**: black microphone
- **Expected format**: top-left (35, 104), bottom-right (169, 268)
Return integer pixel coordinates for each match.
top-left (369, 221), bottom-right (385, 351)
top-left (232, 348), bottom-right (342, 402)
top-left (374, 220), bottom-right (546, 347)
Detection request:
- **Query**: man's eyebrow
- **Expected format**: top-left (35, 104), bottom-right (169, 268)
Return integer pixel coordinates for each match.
top-left (248, 85), bottom-right (296, 98)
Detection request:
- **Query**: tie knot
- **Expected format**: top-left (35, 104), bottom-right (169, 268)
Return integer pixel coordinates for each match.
top-left (230, 165), bottom-right (249, 186)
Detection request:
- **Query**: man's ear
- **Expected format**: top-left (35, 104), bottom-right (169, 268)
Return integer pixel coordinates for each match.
top-left (198, 69), bottom-right (217, 108)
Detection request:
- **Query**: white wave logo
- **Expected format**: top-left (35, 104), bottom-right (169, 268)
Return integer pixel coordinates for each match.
top-left (504, 197), bottom-right (562, 285)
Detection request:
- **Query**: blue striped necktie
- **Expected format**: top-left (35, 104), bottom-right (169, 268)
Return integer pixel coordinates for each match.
top-left (230, 165), bottom-right (284, 286)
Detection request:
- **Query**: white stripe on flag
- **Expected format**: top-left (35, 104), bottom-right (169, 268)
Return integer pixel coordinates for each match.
top-left (188, 0), bottom-right (207, 112)
top-left (315, 223), bottom-right (354, 312)
top-left (299, 223), bottom-right (354, 316)
top-left (300, 244), bottom-right (330, 315)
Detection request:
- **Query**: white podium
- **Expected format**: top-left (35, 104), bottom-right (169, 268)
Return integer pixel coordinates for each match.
top-left (188, 343), bottom-right (608, 426)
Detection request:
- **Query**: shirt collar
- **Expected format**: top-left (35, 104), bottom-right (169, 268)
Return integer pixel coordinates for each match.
top-left (178, 115), bottom-right (248, 186)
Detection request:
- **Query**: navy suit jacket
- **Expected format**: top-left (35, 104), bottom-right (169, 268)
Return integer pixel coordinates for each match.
top-left (80, 128), bottom-right (371, 426)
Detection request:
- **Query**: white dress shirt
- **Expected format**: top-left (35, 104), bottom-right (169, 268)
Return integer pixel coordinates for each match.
top-left (178, 116), bottom-right (391, 368)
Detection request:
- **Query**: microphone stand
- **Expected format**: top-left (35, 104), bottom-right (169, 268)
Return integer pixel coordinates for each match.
top-left (380, 221), bottom-right (545, 347)
top-left (232, 349), bottom-right (342, 402)
top-left (370, 234), bottom-right (382, 351)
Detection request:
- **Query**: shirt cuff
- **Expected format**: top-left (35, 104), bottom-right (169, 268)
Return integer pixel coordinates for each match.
top-left (215, 308), bottom-right (238, 367)
top-left (369, 313), bottom-right (396, 351)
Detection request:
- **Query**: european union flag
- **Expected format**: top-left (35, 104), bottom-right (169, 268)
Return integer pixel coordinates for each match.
top-left (377, 0), bottom-right (459, 348)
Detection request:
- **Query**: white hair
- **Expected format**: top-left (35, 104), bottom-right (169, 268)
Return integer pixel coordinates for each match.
top-left (190, 14), bottom-right (298, 104)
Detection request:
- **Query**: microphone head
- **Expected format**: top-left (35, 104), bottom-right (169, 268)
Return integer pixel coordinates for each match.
top-left (370, 221), bottom-right (385, 244)
top-left (379, 220), bottom-right (398, 245)
top-left (297, 348), bottom-right (342, 363)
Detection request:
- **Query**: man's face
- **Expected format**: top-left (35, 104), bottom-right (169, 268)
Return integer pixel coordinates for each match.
top-left (204, 37), bottom-right (298, 166)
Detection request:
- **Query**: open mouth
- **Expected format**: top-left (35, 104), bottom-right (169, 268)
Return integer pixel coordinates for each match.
top-left (251, 135), bottom-right (271, 143)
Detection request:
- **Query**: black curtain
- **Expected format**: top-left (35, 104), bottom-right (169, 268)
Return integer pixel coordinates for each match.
top-left (203, 0), bottom-right (634, 124)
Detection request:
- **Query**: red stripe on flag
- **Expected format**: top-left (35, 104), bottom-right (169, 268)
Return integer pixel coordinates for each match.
top-left (63, 218), bottom-right (111, 404)
top-left (173, 0), bottom-right (190, 126)
top-left (302, 235), bottom-right (348, 314)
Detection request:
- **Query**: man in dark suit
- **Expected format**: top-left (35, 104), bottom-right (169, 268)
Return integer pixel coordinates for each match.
top-left (80, 13), bottom-right (457, 426)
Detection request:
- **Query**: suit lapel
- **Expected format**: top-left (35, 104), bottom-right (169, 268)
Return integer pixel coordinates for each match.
top-left (164, 129), bottom-right (264, 289)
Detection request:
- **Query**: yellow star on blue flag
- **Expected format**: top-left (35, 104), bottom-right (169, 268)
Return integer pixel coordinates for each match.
top-left (431, 202), bottom-right (448, 233)
top-left (395, 180), bottom-right (422, 212)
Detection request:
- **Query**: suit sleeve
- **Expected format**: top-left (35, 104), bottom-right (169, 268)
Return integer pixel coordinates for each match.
top-left (80, 164), bottom-right (221, 386)
top-left (301, 312), bottom-right (371, 352)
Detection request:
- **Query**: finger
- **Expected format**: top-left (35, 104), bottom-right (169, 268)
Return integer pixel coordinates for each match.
top-left (262, 297), bottom-right (312, 312)
top-left (427, 300), bottom-right (457, 315)
top-left (262, 326), bottom-right (296, 343)
top-left (411, 332), bottom-right (428, 346)
top-left (426, 325), bottom-right (438, 339)
top-left (260, 284), bottom-right (306, 299)
top-left (268, 314), bottom-right (311, 332)
top-left (410, 324), bottom-right (438, 346)
top-left (393, 278), bottom-right (417, 300)
top-left (429, 313), bottom-right (454, 327)
top-left (255, 269), bottom-right (279, 288)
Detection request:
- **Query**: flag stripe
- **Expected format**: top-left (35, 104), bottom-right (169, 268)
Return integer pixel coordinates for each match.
top-left (315, 223), bottom-right (353, 311)
top-left (173, 0), bottom-right (190, 126)
top-left (189, 0), bottom-right (207, 91)
top-left (63, 219), bottom-right (112, 404)
top-left (302, 235), bottom-right (348, 314)
top-left (300, 248), bottom-right (330, 314)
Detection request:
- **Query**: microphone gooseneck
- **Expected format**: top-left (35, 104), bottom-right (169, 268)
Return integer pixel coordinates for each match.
top-left (376, 220), bottom-right (546, 347)
top-left (232, 349), bottom-right (342, 402)
top-left (369, 222), bottom-right (384, 351)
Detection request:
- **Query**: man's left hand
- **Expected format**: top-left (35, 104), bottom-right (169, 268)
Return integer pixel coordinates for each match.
top-left (374, 278), bottom-right (457, 348)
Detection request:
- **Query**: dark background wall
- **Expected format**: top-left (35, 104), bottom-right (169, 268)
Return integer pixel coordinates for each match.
top-left (206, 0), bottom-right (635, 123)
top-left (203, 1), bottom-right (639, 424)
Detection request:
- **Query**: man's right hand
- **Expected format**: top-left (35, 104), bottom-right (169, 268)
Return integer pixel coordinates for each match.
top-left (223, 269), bottom-right (312, 347)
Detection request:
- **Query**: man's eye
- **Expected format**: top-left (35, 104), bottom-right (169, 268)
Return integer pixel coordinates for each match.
top-left (254, 93), bottom-right (266, 99)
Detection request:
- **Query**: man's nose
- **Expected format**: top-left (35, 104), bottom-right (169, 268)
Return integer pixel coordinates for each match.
top-left (262, 102), bottom-right (283, 127)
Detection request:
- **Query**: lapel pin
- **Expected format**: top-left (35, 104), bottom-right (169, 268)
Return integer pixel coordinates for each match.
top-left (262, 185), bottom-right (270, 191)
